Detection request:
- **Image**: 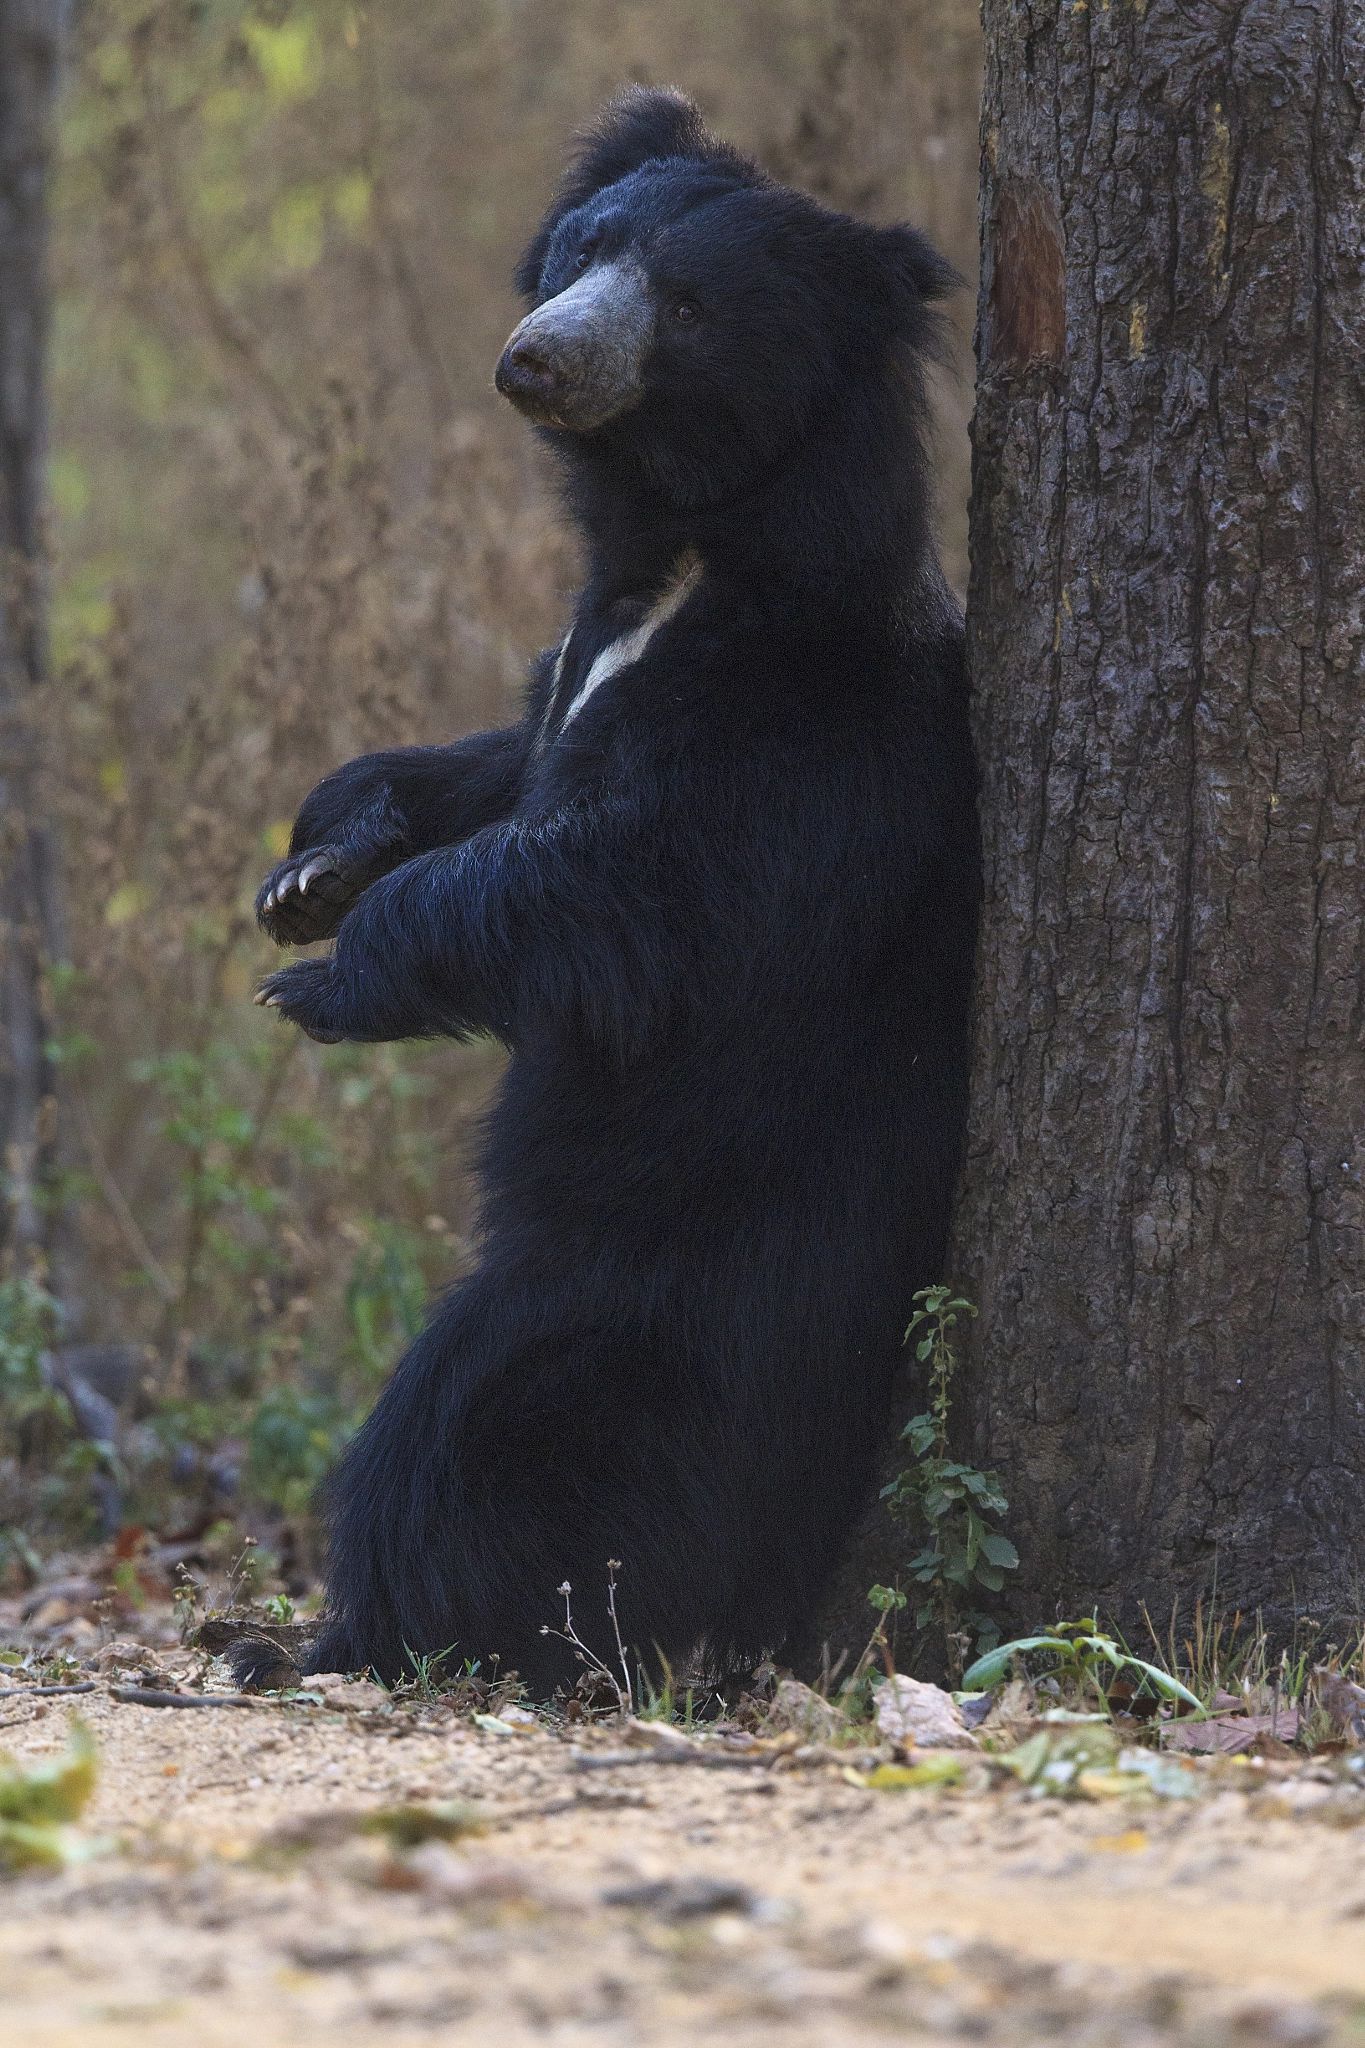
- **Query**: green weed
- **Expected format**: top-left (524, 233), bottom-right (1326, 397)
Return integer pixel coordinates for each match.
top-left (0, 1278), bottom-right (69, 1452)
top-left (963, 1618), bottom-right (1204, 1715)
top-left (879, 1287), bottom-right (1017, 1683)
top-left (344, 1220), bottom-right (428, 1387)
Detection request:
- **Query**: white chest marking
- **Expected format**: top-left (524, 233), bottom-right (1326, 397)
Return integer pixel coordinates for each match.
top-left (559, 558), bottom-right (702, 732)
top-left (551, 632), bottom-right (571, 683)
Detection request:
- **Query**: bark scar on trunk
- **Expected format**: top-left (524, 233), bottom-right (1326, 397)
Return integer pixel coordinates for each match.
top-left (986, 179), bottom-right (1065, 375)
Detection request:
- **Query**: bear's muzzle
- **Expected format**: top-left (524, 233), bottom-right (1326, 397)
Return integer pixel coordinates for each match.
top-left (495, 261), bottom-right (653, 431)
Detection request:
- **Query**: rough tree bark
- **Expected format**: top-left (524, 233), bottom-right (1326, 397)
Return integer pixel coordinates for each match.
top-left (956, 0), bottom-right (1365, 1642)
top-left (0, 0), bottom-right (69, 1269)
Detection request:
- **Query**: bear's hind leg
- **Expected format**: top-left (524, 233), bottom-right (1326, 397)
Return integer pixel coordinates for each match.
top-left (314, 1291), bottom-right (727, 1696)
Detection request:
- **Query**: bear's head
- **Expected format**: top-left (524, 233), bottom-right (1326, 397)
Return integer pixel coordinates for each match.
top-left (495, 88), bottom-right (956, 510)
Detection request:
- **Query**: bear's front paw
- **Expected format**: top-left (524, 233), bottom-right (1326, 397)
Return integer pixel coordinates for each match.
top-left (253, 960), bottom-right (349, 1044)
top-left (257, 846), bottom-right (367, 946)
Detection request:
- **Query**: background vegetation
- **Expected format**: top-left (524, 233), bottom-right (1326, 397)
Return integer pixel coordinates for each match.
top-left (2, 0), bottom-right (982, 1558)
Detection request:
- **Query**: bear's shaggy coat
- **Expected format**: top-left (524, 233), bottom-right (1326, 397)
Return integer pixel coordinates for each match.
top-left (250, 90), bottom-right (978, 1693)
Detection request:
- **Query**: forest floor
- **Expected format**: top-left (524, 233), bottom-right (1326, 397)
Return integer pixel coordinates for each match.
top-left (3, 1601), bottom-right (1365, 2046)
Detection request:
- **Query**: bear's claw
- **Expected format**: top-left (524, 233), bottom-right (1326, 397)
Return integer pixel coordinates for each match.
top-left (297, 855), bottom-right (336, 894)
top-left (256, 845), bottom-right (361, 946)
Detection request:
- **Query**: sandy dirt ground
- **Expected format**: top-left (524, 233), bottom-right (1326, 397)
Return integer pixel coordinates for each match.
top-left (3, 1651), bottom-right (1365, 2048)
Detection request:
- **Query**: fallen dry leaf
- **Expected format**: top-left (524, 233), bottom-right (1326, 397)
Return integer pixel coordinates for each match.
top-left (1163, 1712), bottom-right (1299, 1755)
top-left (1317, 1673), bottom-right (1365, 1744)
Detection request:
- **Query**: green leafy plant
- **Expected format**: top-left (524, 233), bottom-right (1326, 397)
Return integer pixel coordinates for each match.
top-left (865, 1580), bottom-right (908, 1670)
top-left (962, 1618), bottom-right (1205, 1715)
top-left (247, 1386), bottom-right (344, 1518)
top-left (244, 1221), bottom-right (431, 1516)
top-left (879, 1287), bottom-right (1017, 1683)
top-left (0, 1282), bottom-right (105, 1533)
top-left (131, 1035), bottom-right (320, 1336)
top-left (344, 1220), bottom-right (428, 1386)
top-left (0, 1278), bottom-right (69, 1452)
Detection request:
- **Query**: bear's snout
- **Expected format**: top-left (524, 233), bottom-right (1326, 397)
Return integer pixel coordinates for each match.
top-left (496, 261), bottom-right (653, 431)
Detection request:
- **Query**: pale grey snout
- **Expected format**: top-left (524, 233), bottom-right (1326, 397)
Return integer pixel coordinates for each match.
top-left (495, 261), bottom-right (653, 431)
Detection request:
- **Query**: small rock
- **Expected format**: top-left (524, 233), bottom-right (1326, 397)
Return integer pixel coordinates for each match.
top-left (874, 1675), bottom-right (978, 1749)
top-left (620, 1716), bottom-right (697, 1753)
top-left (20, 1576), bottom-right (101, 1623)
top-left (312, 1672), bottom-right (390, 1711)
top-left (763, 1679), bottom-right (842, 1743)
top-left (25, 1597), bottom-right (76, 1632)
top-left (1275, 1780), bottom-right (1335, 1813)
top-left (406, 1843), bottom-right (543, 1902)
top-left (1228, 1995), bottom-right (1329, 2043)
top-left (603, 1873), bottom-right (756, 1919)
top-left (48, 1615), bottom-right (100, 1651)
top-left (195, 1616), bottom-right (315, 1657)
top-left (980, 1676), bottom-right (1038, 1737)
top-left (95, 1638), bottom-right (147, 1673)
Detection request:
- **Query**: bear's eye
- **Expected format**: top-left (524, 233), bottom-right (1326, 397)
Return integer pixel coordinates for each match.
top-left (674, 301), bottom-right (699, 324)
top-left (574, 244), bottom-right (597, 273)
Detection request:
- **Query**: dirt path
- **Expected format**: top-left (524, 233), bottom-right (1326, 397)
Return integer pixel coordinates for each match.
top-left (4, 1676), bottom-right (1365, 2046)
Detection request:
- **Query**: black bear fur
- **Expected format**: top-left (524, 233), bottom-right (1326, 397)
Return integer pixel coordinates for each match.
top-left (244, 89), bottom-right (979, 1696)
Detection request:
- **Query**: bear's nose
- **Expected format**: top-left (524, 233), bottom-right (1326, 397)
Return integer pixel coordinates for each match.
top-left (499, 337), bottom-right (564, 399)
top-left (509, 339), bottom-right (556, 380)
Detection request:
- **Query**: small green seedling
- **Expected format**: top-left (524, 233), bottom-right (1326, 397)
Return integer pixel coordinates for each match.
top-left (962, 1619), bottom-right (1206, 1716)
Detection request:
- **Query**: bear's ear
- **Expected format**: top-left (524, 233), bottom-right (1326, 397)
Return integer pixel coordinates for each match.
top-left (838, 220), bottom-right (960, 357)
top-left (870, 223), bottom-right (961, 307)
top-left (514, 87), bottom-right (754, 297)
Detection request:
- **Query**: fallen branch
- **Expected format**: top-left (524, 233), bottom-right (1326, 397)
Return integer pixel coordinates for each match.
top-left (0, 1682), bottom-right (97, 1700)
top-left (571, 1745), bottom-right (780, 1773)
top-left (109, 1687), bottom-right (264, 1710)
top-left (464, 1794), bottom-right (582, 1827)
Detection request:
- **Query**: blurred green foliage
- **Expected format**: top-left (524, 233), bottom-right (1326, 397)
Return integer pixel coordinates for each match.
top-left (0, 1280), bottom-right (68, 1451)
top-left (249, 1217), bottom-right (428, 1514)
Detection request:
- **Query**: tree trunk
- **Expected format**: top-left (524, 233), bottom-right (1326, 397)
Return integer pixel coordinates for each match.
top-left (957, 0), bottom-right (1365, 1643)
top-left (0, 0), bottom-right (69, 1269)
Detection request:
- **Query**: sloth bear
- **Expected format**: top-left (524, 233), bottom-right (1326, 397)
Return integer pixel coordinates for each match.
top-left (249, 89), bottom-right (978, 1694)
